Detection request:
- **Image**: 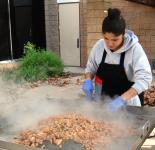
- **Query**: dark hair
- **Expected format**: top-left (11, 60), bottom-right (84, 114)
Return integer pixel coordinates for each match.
top-left (102, 8), bottom-right (126, 36)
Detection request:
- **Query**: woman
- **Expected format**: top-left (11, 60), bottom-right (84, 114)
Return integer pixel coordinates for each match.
top-left (82, 8), bottom-right (152, 111)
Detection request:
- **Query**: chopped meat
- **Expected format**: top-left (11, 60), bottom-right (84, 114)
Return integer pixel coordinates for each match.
top-left (14, 113), bottom-right (137, 150)
top-left (144, 85), bottom-right (155, 106)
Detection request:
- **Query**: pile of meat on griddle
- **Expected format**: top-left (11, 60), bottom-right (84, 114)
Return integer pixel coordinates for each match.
top-left (14, 113), bottom-right (138, 150)
top-left (144, 85), bottom-right (155, 106)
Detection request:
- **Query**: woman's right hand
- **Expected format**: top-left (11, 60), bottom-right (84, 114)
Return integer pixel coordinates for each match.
top-left (106, 96), bottom-right (126, 112)
top-left (82, 79), bottom-right (94, 100)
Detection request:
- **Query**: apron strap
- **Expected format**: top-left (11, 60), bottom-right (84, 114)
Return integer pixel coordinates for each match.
top-left (120, 52), bottom-right (126, 65)
top-left (101, 50), bottom-right (107, 65)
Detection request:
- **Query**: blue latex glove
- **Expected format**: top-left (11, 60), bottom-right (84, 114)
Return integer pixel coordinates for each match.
top-left (106, 96), bottom-right (126, 112)
top-left (82, 80), bottom-right (94, 100)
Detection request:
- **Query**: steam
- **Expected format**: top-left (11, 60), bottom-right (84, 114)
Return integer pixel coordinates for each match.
top-left (0, 76), bottom-right (141, 150)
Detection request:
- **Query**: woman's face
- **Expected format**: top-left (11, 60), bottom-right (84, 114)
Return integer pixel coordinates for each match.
top-left (103, 32), bottom-right (124, 51)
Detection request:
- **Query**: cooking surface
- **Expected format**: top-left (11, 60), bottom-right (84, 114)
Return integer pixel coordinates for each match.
top-left (0, 99), bottom-right (155, 150)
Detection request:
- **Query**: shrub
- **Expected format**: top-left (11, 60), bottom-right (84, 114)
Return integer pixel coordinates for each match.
top-left (4, 42), bottom-right (64, 82)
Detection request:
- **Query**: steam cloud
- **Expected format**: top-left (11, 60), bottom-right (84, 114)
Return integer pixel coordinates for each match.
top-left (0, 76), bottom-right (141, 150)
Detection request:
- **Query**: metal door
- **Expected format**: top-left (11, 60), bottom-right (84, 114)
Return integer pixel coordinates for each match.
top-left (59, 3), bottom-right (80, 66)
top-left (0, 0), bottom-right (12, 60)
top-left (32, 0), bottom-right (46, 49)
top-left (10, 0), bottom-right (32, 59)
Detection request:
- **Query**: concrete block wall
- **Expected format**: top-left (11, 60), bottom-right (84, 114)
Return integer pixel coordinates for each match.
top-left (85, 0), bottom-right (155, 63)
top-left (44, 0), bottom-right (155, 66)
top-left (80, 0), bottom-right (88, 66)
top-left (110, 0), bottom-right (155, 60)
top-left (80, 0), bottom-right (110, 66)
top-left (44, 0), bottom-right (60, 55)
top-left (44, 0), bottom-right (87, 66)
top-left (86, 0), bottom-right (111, 54)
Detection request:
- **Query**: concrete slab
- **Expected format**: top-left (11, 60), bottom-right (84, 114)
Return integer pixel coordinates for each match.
top-left (64, 67), bottom-right (85, 74)
top-left (141, 128), bottom-right (155, 150)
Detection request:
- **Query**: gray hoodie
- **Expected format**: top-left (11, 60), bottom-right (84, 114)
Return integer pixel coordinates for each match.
top-left (85, 30), bottom-right (152, 106)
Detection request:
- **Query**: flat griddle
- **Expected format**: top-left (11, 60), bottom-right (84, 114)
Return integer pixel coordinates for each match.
top-left (0, 99), bottom-right (155, 150)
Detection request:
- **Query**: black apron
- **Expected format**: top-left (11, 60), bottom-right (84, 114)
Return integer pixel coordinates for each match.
top-left (95, 50), bottom-right (144, 105)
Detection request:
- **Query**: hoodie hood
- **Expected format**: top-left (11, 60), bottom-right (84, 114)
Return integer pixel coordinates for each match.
top-left (104, 30), bottom-right (139, 54)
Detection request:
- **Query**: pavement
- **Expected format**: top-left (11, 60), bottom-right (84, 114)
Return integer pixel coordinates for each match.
top-left (142, 129), bottom-right (155, 150)
top-left (64, 66), bottom-right (85, 74)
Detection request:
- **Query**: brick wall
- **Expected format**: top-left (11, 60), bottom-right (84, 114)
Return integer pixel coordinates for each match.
top-left (44, 0), bottom-right (155, 66)
top-left (80, 0), bottom-right (88, 66)
top-left (44, 0), bottom-right (86, 66)
top-left (44, 0), bottom-right (60, 55)
top-left (84, 0), bottom-right (155, 65)
top-left (110, 0), bottom-right (155, 60)
top-left (128, 0), bottom-right (155, 6)
top-left (86, 0), bottom-right (110, 53)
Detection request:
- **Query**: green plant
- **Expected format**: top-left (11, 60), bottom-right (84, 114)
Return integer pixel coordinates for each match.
top-left (13, 42), bottom-right (64, 82)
